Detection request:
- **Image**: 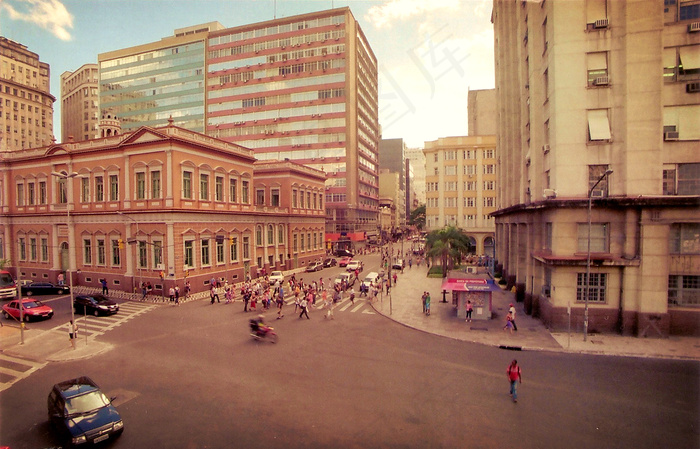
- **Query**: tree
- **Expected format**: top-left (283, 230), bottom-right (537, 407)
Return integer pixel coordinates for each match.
top-left (0, 259), bottom-right (10, 270)
top-left (425, 226), bottom-right (473, 277)
top-left (409, 205), bottom-right (426, 230)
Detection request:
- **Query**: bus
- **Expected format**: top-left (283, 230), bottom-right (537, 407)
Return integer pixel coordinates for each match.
top-left (0, 270), bottom-right (17, 300)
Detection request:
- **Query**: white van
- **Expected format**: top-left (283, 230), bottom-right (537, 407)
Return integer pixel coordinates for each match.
top-left (361, 272), bottom-right (380, 289)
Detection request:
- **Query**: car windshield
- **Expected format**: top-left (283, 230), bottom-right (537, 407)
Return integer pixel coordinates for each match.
top-left (93, 297), bottom-right (110, 304)
top-left (65, 391), bottom-right (111, 416)
top-left (22, 301), bottom-right (41, 309)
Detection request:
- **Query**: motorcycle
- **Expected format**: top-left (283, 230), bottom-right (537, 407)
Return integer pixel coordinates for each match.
top-left (250, 321), bottom-right (278, 343)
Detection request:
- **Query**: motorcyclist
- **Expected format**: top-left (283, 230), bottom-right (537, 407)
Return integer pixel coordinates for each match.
top-left (250, 314), bottom-right (268, 336)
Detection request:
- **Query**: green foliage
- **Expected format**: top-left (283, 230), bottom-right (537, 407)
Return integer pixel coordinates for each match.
top-left (0, 259), bottom-right (10, 270)
top-left (425, 226), bottom-right (473, 277)
top-left (409, 205), bottom-right (426, 230)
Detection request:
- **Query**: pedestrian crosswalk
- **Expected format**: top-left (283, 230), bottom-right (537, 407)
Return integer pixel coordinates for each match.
top-left (0, 301), bottom-right (157, 392)
top-left (282, 296), bottom-right (375, 314)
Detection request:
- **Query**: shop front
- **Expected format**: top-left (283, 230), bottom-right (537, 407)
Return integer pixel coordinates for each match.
top-left (440, 276), bottom-right (499, 321)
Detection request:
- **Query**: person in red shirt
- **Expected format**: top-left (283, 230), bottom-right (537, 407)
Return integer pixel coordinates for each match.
top-left (507, 359), bottom-right (522, 403)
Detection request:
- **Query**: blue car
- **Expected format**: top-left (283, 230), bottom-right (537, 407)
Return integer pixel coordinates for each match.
top-left (48, 376), bottom-right (124, 446)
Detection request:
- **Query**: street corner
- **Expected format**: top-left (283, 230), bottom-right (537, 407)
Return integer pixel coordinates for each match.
top-left (47, 339), bottom-right (114, 363)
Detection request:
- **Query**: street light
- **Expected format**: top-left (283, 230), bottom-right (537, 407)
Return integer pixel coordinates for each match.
top-left (51, 170), bottom-right (79, 350)
top-left (584, 168), bottom-right (613, 342)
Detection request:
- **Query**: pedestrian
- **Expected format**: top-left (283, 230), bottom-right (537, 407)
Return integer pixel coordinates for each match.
top-left (58, 272), bottom-right (65, 286)
top-left (184, 280), bottom-right (191, 300)
top-left (349, 287), bottom-right (355, 305)
top-left (243, 290), bottom-right (250, 312)
top-left (507, 359), bottom-right (522, 403)
top-left (504, 311), bottom-right (514, 333)
top-left (421, 292), bottom-right (427, 313)
top-left (509, 303), bottom-right (518, 331)
top-left (393, 272), bottom-right (398, 284)
top-left (425, 291), bottom-right (431, 316)
top-left (299, 297), bottom-right (310, 319)
top-left (174, 285), bottom-right (180, 305)
top-left (169, 286), bottom-right (175, 303)
top-left (276, 291), bottom-right (284, 319)
top-left (101, 278), bottom-right (108, 295)
top-left (210, 285), bottom-right (220, 304)
top-left (68, 319), bottom-right (78, 349)
top-left (466, 300), bottom-right (473, 322)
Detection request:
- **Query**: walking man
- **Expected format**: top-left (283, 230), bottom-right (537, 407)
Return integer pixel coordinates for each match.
top-left (68, 320), bottom-right (78, 349)
top-left (299, 297), bottom-right (310, 319)
top-left (507, 359), bottom-right (522, 403)
top-left (509, 303), bottom-right (518, 331)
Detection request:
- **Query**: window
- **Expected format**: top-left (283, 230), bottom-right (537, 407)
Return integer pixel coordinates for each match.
top-left (41, 237), bottom-right (48, 262)
top-left (97, 239), bottom-right (105, 265)
top-left (136, 172), bottom-right (146, 200)
top-left (216, 239), bottom-right (225, 264)
top-left (215, 176), bottom-right (224, 202)
top-left (445, 166), bottom-right (456, 176)
top-left (200, 174), bottom-right (209, 201)
top-left (577, 223), bottom-right (608, 252)
top-left (663, 169), bottom-right (677, 195)
top-left (243, 236), bottom-right (250, 259)
top-left (670, 223), bottom-right (700, 254)
top-left (109, 175), bottom-right (119, 201)
top-left (256, 189), bottom-right (265, 206)
top-left (484, 149), bottom-right (495, 159)
top-left (668, 275), bottom-right (700, 307)
top-left (576, 273), bottom-right (607, 303)
top-left (242, 181), bottom-right (250, 204)
top-left (663, 105), bottom-right (700, 140)
top-left (201, 239), bottom-right (210, 266)
top-left (545, 222), bottom-right (553, 251)
top-left (111, 239), bottom-right (121, 266)
top-left (16, 183), bottom-right (24, 206)
top-left (39, 181), bottom-right (46, 204)
top-left (183, 171), bottom-right (192, 199)
top-left (589, 165), bottom-right (610, 197)
top-left (271, 189), bottom-right (280, 207)
top-left (292, 190), bottom-right (298, 208)
top-left (229, 178), bottom-right (237, 202)
top-left (587, 52), bottom-right (608, 86)
top-left (138, 241), bottom-right (147, 268)
top-left (18, 237), bottom-right (26, 260)
top-left (230, 237), bottom-right (238, 262)
top-left (484, 164), bottom-right (495, 174)
top-left (184, 240), bottom-right (194, 267)
top-left (278, 225), bottom-right (285, 244)
top-left (300, 234), bottom-right (305, 251)
top-left (256, 226), bottom-right (263, 246)
top-left (153, 241), bottom-right (163, 267)
top-left (57, 178), bottom-right (67, 204)
top-left (484, 197), bottom-right (495, 207)
top-left (80, 178), bottom-right (89, 202)
top-left (83, 239), bottom-right (92, 264)
top-left (27, 182), bottom-right (35, 205)
top-left (267, 225), bottom-right (274, 245)
top-left (587, 109), bottom-right (611, 141)
top-left (300, 191), bottom-right (305, 209)
top-left (484, 181), bottom-right (495, 190)
top-left (293, 234), bottom-right (298, 252)
top-left (434, 153), bottom-right (438, 162)
top-left (95, 176), bottom-right (104, 202)
top-left (151, 170), bottom-right (161, 199)
top-left (678, 163), bottom-right (700, 195)
top-left (29, 237), bottom-right (37, 261)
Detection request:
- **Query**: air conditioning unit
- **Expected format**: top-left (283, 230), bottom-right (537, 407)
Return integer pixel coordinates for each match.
top-left (594, 76), bottom-right (609, 86)
top-left (541, 285), bottom-right (551, 297)
top-left (591, 189), bottom-right (605, 198)
top-left (542, 144), bottom-right (550, 153)
top-left (594, 18), bottom-right (609, 29)
top-left (664, 131), bottom-right (680, 141)
top-left (686, 82), bottom-right (700, 93)
top-left (688, 21), bottom-right (700, 33)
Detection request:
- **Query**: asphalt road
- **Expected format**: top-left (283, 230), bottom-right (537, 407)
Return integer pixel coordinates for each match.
top-left (0, 265), bottom-right (698, 449)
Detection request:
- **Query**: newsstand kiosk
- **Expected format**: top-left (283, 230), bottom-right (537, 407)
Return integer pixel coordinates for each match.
top-left (440, 275), bottom-right (498, 321)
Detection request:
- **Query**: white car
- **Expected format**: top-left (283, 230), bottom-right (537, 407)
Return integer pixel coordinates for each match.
top-left (269, 271), bottom-right (284, 284)
top-left (346, 260), bottom-right (363, 272)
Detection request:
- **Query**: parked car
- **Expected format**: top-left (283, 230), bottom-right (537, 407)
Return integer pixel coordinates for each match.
top-left (269, 271), bottom-right (285, 284)
top-left (306, 262), bottom-right (323, 272)
top-left (21, 282), bottom-right (70, 296)
top-left (334, 272), bottom-right (355, 289)
top-left (338, 256), bottom-right (353, 267)
top-left (334, 249), bottom-right (355, 258)
top-left (323, 258), bottom-right (337, 268)
top-left (2, 298), bottom-right (54, 322)
top-left (74, 294), bottom-right (119, 316)
top-left (48, 376), bottom-right (124, 446)
top-left (346, 260), bottom-right (363, 272)
top-left (392, 259), bottom-right (404, 270)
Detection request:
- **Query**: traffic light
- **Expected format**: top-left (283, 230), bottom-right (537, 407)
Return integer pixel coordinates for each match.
top-left (118, 239), bottom-right (124, 249)
top-left (229, 236), bottom-right (235, 245)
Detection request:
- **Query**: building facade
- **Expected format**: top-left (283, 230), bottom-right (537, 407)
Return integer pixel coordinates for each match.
top-left (405, 146), bottom-right (427, 206)
top-left (491, 0), bottom-right (700, 336)
top-left (424, 136), bottom-right (497, 256)
top-left (0, 122), bottom-right (326, 295)
top-left (379, 138), bottom-right (408, 223)
top-left (98, 8), bottom-right (380, 240)
top-left (60, 64), bottom-right (99, 142)
top-left (0, 37), bottom-right (55, 152)
top-left (378, 169), bottom-right (405, 230)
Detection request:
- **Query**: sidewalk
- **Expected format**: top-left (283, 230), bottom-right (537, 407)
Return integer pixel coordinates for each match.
top-left (371, 264), bottom-right (700, 361)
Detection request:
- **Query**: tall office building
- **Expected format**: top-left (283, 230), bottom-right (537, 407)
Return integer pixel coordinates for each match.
top-left (60, 64), bottom-right (99, 142)
top-left (491, 0), bottom-right (700, 336)
top-left (0, 37), bottom-right (55, 152)
top-left (379, 138), bottom-right (407, 225)
top-left (97, 8), bottom-right (380, 239)
top-left (405, 146), bottom-right (426, 206)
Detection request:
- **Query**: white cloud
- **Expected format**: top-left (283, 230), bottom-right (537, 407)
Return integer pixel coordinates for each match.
top-left (1, 0), bottom-right (73, 41)
top-left (365, 0), bottom-right (461, 28)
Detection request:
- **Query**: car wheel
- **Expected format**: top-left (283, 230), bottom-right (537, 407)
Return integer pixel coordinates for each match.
top-left (25, 290), bottom-right (33, 296)
top-left (23, 314), bottom-right (30, 322)
top-left (93, 309), bottom-right (99, 317)
top-left (2, 311), bottom-right (8, 319)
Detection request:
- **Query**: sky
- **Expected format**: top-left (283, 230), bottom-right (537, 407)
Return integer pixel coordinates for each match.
top-left (0, 0), bottom-right (495, 148)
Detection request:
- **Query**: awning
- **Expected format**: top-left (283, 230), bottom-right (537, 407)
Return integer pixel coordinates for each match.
top-left (441, 278), bottom-right (500, 292)
top-left (679, 45), bottom-right (700, 71)
top-left (587, 109), bottom-right (611, 141)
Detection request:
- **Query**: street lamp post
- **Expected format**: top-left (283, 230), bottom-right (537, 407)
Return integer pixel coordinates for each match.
top-left (51, 171), bottom-right (78, 350)
top-left (584, 169), bottom-right (613, 342)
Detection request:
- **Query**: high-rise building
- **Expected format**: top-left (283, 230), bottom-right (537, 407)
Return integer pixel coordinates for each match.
top-left (405, 146), bottom-right (427, 206)
top-left (379, 138), bottom-right (407, 225)
top-left (97, 8), bottom-right (379, 239)
top-left (491, 0), bottom-right (700, 337)
top-left (424, 136), bottom-right (497, 256)
top-left (0, 37), bottom-right (55, 152)
top-left (60, 64), bottom-right (99, 142)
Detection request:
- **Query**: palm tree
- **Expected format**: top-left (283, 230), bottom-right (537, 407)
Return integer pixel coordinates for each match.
top-left (425, 226), bottom-right (473, 277)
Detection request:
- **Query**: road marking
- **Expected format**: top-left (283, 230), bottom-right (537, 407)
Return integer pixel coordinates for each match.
top-left (0, 354), bottom-right (48, 393)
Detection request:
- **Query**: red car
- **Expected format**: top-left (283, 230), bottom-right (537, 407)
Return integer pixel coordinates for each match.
top-left (338, 256), bottom-right (353, 267)
top-left (2, 298), bottom-right (54, 322)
